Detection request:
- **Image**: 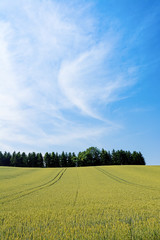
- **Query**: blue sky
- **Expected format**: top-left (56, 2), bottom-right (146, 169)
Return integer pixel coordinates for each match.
top-left (0, 0), bottom-right (160, 165)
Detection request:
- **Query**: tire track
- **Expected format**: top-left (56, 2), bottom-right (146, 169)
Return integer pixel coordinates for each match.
top-left (73, 168), bottom-right (80, 207)
top-left (0, 168), bottom-right (67, 204)
top-left (48, 168), bottom-right (67, 187)
top-left (0, 169), bottom-right (64, 201)
top-left (73, 190), bottom-right (79, 207)
top-left (95, 167), bottom-right (159, 191)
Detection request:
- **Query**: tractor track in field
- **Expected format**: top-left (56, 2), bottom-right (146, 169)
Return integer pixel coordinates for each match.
top-left (73, 168), bottom-right (80, 207)
top-left (0, 169), bottom-right (64, 201)
top-left (0, 168), bottom-right (67, 204)
top-left (73, 189), bottom-right (79, 207)
top-left (95, 167), bottom-right (159, 192)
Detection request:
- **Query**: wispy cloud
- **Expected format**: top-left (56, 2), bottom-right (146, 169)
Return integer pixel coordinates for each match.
top-left (0, 0), bottom-right (137, 152)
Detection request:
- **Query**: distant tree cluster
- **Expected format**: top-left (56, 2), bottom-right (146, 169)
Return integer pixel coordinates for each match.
top-left (0, 147), bottom-right (146, 167)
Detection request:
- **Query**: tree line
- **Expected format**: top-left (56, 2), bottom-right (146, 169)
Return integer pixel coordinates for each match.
top-left (0, 147), bottom-right (145, 167)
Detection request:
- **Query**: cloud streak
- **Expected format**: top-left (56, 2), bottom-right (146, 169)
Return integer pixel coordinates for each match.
top-left (0, 0), bottom-right (137, 153)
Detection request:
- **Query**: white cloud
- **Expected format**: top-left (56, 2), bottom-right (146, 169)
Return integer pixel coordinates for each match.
top-left (58, 38), bottom-right (134, 119)
top-left (0, 0), bottom-right (136, 152)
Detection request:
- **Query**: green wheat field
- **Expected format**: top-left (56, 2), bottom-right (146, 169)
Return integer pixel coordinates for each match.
top-left (0, 166), bottom-right (160, 240)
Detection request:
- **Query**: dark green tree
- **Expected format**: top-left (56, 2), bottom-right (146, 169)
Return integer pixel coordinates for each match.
top-left (10, 151), bottom-right (17, 166)
top-left (77, 152), bottom-right (83, 167)
top-left (3, 152), bottom-right (11, 166)
top-left (37, 153), bottom-right (43, 167)
top-left (67, 152), bottom-right (75, 167)
top-left (60, 151), bottom-right (67, 167)
top-left (50, 152), bottom-right (55, 167)
top-left (0, 151), bottom-right (4, 166)
top-left (44, 152), bottom-right (51, 167)
top-left (101, 149), bottom-right (112, 165)
top-left (21, 152), bottom-right (28, 167)
top-left (111, 149), bottom-right (120, 165)
top-left (125, 151), bottom-right (132, 165)
top-left (71, 152), bottom-right (77, 167)
top-left (132, 151), bottom-right (145, 165)
top-left (55, 152), bottom-right (60, 167)
top-left (27, 152), bottom-right (37, 167)
top-left (16, 152), bottom-right (23, 167)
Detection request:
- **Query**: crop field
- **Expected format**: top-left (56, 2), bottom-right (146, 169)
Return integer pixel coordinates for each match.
top-left (0, 166), bottom-right (160, 240)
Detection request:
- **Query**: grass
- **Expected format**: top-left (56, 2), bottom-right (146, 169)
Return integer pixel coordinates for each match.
top-left (0, 165), bottom-right (160, 239)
